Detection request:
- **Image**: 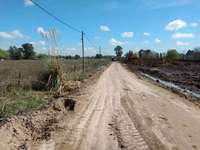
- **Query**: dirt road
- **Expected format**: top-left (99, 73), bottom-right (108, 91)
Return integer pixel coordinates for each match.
top-left (34, 63), bottom-right (200, 150)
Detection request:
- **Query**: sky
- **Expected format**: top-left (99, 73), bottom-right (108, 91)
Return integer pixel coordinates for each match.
top-left (0, 0), bottom-right (200, 56)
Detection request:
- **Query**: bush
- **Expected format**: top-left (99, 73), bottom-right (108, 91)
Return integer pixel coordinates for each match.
top-left (32, 60), bottom-right (59, 91)
top-left (166, 49), bottom-right (180, 60)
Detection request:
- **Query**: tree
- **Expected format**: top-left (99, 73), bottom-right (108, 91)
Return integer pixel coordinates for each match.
top-left (95, 54), bottom-right (103, 59)
top-left (8, 46), bottom-right (22, 60)
top-left (64, 55), bottom-right (72, 59)
top-left (114, 46), bottom-right (123, 58)
top-left (125, 51), bottom-right (137, 62)
top-left (37, 53), bottom-right (48, 59)
top-left (166, 49), bottom-right (180, 60)
top-left (194, 47), bottom-right (200, 52)
top-left (74, 54), bottom-right (80, 59)
top-left (21, 43), bottom-right (35, 59)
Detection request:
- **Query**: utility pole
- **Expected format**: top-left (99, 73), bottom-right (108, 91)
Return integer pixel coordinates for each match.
top-left (81, 31), bottom-right (85, 73)
top-left (99, 46), bottom-right (101, 55)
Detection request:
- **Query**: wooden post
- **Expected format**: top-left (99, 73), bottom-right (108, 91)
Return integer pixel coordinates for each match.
top-left (81, 31), bottom-right (85, 73)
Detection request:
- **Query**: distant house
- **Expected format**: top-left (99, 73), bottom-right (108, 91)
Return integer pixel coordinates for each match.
top-left (139, 49), bottom-right (159, 59)
top-left (186, 50), bottom-right (200, 61)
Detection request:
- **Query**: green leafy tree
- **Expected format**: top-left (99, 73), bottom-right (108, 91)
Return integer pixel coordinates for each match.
top-left (114, 45), bottom-right (123, 58)
top-left (74, 54), bottom-right (80, 59)
top-left (37, 53), bottom-right (48, 59)
top-left (9, 46), bottom-right (22, 60)
top-left (166, 49), bottom-right (180, 60)
top-left (21, 43), bottom-right (35, 59)
top-left (95, 54), bottom-right (103, 59)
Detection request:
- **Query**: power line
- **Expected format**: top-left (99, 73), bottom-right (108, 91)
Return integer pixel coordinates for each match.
top-left (85, 36), bottom-right (99, 50)
top-left (31, 0), bottom-right (100, 50)
top-left (30, 0), bottom-right (82, 33)
top-left (31, 0), bottom-right (101, 61)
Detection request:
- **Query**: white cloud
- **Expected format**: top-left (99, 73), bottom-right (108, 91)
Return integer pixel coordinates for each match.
top-left (109, 38), bottom-right (125, 46)
top-left (0, 30), bottom-right (25, 39)
top-left (155, 38), bottom-right (161, 43)
top-left (38, 41), bottom-right (46, 46)
top-left (141, 0), bottom-right (196, 9)
top-left (100, 25), bottom-right (110, 32)
top-left (190, 22), bottom-right (198, 27)
top-left (121, 32), bottom-right (134, 38)
top-left (30, 40), bottom-right (46, 46)
top-left (166, 19), bottom-right (187, 31)
top-left (172, 33), bottom-right (194, 39)
top-left (176, 41), bottom-right (190, 46)
top-left (86, 47), bottom-right (95, 50)
top-left (144, 40), bottom-right (149, 44)
top-left (144, 32), bottom-right (150, 36)
top-left (24, 0), bottom-right (34, 6)
top-left (66, 48), bottom-right (77, 51)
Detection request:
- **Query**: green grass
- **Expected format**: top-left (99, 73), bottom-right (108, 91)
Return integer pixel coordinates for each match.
top-left (0, 88), bottom-right (47, 118)
top-left (0, 49), bottom-right (9, 59)
top-left (0, 58), bottom-right (111, 119)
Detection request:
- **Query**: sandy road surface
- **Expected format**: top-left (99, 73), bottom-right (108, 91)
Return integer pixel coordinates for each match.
top-left (37, 62), bottom-right (200, 150)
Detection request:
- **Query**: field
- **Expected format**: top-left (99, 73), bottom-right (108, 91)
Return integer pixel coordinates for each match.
top-left (127, 59), bottom-right (200, 95)
top-left (0, 58), bottom-right (111, 119)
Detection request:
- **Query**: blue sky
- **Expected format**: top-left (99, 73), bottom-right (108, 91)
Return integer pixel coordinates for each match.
top-left (0, 0), bottom-right (200, 55)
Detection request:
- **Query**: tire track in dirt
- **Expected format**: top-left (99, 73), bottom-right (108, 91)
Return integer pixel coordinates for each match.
top-left (31, 62), bottom-right (200, 150)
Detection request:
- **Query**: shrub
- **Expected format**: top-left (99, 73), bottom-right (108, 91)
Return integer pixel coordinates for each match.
top-left (32, 60), bottom-right (59, 91)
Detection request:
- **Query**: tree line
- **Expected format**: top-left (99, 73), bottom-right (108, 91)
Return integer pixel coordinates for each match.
top-left (113, 45), bottom-right (200, 61)
top-left (0, 43), bottom-right (107, 60)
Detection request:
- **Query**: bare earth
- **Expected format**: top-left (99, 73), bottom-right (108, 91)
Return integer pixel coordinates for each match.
top-left (1, 62), bottom-right (200, 150)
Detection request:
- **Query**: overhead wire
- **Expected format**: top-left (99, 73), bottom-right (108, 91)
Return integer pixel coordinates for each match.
top-left (30, 0), bottom-right (101, 54)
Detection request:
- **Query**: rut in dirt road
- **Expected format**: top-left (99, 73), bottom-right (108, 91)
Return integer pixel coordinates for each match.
top-left (37, 62), bottom-right (200, 150)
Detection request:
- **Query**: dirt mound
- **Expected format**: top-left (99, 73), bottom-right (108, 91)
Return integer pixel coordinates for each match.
top-left (0, 98), bottom-right (75, 150)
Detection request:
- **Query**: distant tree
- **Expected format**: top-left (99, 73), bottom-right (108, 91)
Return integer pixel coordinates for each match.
top-left (21, 43), bottom-right (35, 59)
top-left (95, 54), bottom-right (103, 59)
top-left (74, 54), bottom-right (80, 59)
top-left (186, 49), bottom-right (200, 61)
top-left (125, 51), bottom-right (138, 62)
top-left (8, 46), bottom-right (22, 60)
top-left (193, 47), bottom-right (200, 52)
top-left (166, 49), bottom-right (180, 60)
top-left (114, 46), bottom-right (123, 58)
top-left (65, 55), bottom-right (72, 59)
top-left (37, 53), bottom-right (48, 59)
